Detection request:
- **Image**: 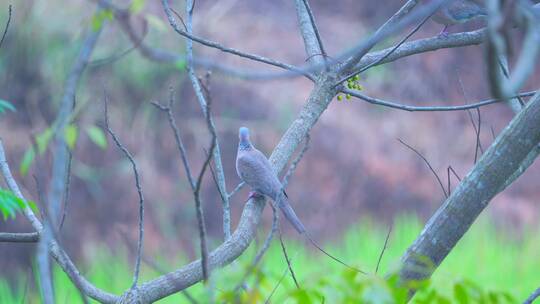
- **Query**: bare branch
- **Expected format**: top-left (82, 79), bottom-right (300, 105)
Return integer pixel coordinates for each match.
top-left (375, 222), bottom-right (392, 274)
top-left (160, 0), bottom-right (311, 78)
top-left (352, 29), bottom-right (485, 75)
top-left (337, 10), bottom-right (431, 85)
top-left (342, 88), bottom-right (536, 112)
top-left (338, 0), bottom-right (427, 74)
top-left (398, 138), bottom-right (448, 198)
top-left (104, 92), bottom-right (145, 289)
top-left (295, 0), bottom-right (326, 66)
top-left (399, 90), bottom-right (540, 296)
top-left (182, 2), bottom-right (231, 241)
top-left (0, 140), bottom-right (118, 303)
top-left (0, 232), bottom-right (39, 242)
top-left (282, 134), bottom-right (310, 188)
top-left (524, 286), bottom-right (540, 304)
top-left (151, 88), bottom-right (196, 190)
top-left (278, 221), bottom-right (300, 289)
top-left (59, 152), bottom-right (73, 231)
top-left (233, 206), bottom-right (279, 293)
top-left (0, 4), bottom-right (12, 49)
top-left (227, 182), bottom-right (245, 200)
top-left (48, 11), bottom-right (103, 229)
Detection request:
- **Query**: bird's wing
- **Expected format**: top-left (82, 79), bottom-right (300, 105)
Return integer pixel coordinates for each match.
top-left (236, 149), bottom-right (280, 197)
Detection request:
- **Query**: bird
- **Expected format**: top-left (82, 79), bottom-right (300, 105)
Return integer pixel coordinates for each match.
top-left (236, 127), bottom-right (306, 234)
top-left (430, 0), bottom-right (487, 36)
top-left (235, 127), bottom-right (366, 273)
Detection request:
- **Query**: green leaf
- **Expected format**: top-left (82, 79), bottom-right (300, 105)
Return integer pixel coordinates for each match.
top-left (454, 282), bottom-right (469, 304)
top-left (35, 128), bottom-right (53, 154)
top-left (0, 99), bottom-right (16, 113)
top-left (174, 59), bottom-right (186, 71)
top-left (91, 9), bottom-right (114, 32)
top-left (19, 148), bottom-right (35, 176)
top-left (130, 0), bottom-right (145, 14)
top-left (64, 124), bottom-right (79, 150)
top-left (145, 14), bottom-right (167, 32)
top-left (86, 125), bottom-right (108, 149)
top-left (0, 188), bottom-right (32, 220)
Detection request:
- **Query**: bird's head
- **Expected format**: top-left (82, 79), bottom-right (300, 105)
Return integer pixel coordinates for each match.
top-left (238, 127), bottom-right (252, 149)
top-left (239, 127), bottom-right (250, 140)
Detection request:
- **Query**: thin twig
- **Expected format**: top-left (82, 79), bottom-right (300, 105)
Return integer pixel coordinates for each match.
top-left (161, 0), bottom-right (311, 78)
top-left (375, 222), bottom-right (393, 274)
top-left (282, 134), bottom-right (310, 188)
top-left (104, 92), bottom-right (145, 288)
top-left (446, 165), bottom-right (462, 196)
top-left (278, 222), bottom-right (300, 289)
top-left (0, 232), bottom-right (39, 243)
top-left (337, 9), bottom-right (431, 85)
top-left (458, 74), bottom-right (484, 162)
top-left (227, 182), bottom-right (245, 200)
top-left (524, 286), bottom-right (540, 304)
top-left (233, 205), bottom-right (279, 293)
top-left (0, 4), bottom-right (12, 49)
top-left (59, 152), bottom-right (73, 231)
top-left (151, 88), bottom-right (196, 189)
top-left (397, 138), bottom-right (448, 198)
top-left (342, 88), bottom-right (536, 112)
top-left (181, 2), bottom-right (232, 241)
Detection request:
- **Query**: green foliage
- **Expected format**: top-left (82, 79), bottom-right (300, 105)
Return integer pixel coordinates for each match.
top-left (129, 0), bottom-right (146, 14)
top-left (19, 124), bottom-right (79, 176)
top-left (175, 59), bottom-right (187, 71)
top-left (91, 9), bottom-right (114, 32)
top-left (0, 188), bottom-right (37, 220)
top-left (0, 216), bottom-right (536, 302)
top-left (64, 124), bottom-right (79, 150)
top-left (85, 125), bottom-right (107, 149)
top-left (19, 147), bottom-right (35, 176)
top-left (0, 99), bottom-right (16, 115)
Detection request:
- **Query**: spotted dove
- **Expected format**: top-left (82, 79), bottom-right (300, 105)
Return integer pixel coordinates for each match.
top-left (236, 127), bottom-right (306, 234)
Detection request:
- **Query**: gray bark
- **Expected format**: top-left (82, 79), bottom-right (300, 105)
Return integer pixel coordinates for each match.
top-left (399, 91), bottom-right (540, 288)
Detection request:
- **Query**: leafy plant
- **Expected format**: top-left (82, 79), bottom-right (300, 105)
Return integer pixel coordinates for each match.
top-left (0, 188), bottom-right (37, 220)
top-left (0, 99), bottom-right (16, 115)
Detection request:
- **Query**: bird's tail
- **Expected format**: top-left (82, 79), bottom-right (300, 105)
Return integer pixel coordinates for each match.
top-left (277, 194), bottom-right (306, 234)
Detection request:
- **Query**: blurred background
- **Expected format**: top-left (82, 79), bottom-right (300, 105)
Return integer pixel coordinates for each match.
top-left (1, 0), bottom-right (539, 302)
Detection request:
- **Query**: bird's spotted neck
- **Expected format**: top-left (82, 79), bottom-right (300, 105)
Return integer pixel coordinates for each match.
top-left (238, 140), bottom-right (252, 151)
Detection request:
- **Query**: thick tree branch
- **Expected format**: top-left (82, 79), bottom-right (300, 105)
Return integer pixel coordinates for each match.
top-left (48, 15), bottom-right (103, 228)
top-left (399, 90), bottom-right (540, 295)
top-left (295, 0), bottom-right (326, 66)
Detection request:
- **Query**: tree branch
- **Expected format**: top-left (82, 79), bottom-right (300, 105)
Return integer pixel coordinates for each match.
top-left (0, 139), bottom-right (119, 303)
top-left (0, 232), bottom-right (39, 243)
top-left (295, 0), bottom-right (326, 66)
top-left (104, 93), bottom-right (145, 289)
top-left (399, 90), bottom-right (540, 296)
top-left (0, 4), bottom-right (12, 50)
top-left (342, 88), bottom-right (536, 112)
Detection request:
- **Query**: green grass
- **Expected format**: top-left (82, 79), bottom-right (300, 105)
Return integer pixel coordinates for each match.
top-left (1, 214), bottom-right (538, 303)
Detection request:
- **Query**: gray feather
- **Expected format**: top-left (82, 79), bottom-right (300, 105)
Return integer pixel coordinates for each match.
top-left (236, 127), bottom-right (306, 233)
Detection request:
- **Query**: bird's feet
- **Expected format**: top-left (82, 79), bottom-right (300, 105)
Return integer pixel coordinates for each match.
top-left (438, 26), bottom-right (449, 38)
top-left (248, 191), bottom-right (264, 200)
